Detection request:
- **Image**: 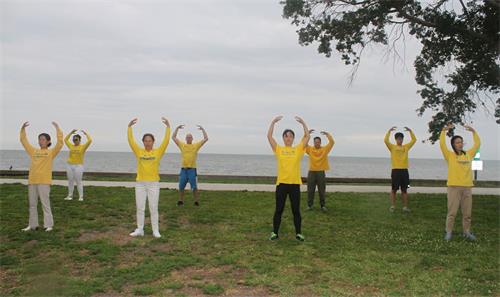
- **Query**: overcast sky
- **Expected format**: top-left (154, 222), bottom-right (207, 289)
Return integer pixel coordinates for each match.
top-left (1, 0), bottom-right (498, 160)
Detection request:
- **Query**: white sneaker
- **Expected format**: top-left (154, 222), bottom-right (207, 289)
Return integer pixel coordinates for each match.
top-left (21, 226), bottom-right (34, 232)
top-left (129, 229), bottom-right (144, 237)
top-left (78, 197), bottom-right (84, 201)
top-left (64, 196), bottom-right (73, 200)
top-left (153, 231), bottom-right (162, 238)
top-left (389, 206), bottom-right (395, 212)
top-left (403, 207), bottom-right (411, 213)
top-left (45, 227), bottom-right (53, 232)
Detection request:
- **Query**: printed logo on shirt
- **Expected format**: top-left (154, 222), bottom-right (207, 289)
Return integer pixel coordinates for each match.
top-left (281, 150), bottom-right (297, 156)
top-left (140, 156), bottom-right (156, 161)
top-left (33, 151), bottom-right (50, 159)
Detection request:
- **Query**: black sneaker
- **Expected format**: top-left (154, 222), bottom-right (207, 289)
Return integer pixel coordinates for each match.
top-left (194, 201), bottom-right (199, 206)
top-left (177, 201), bottom-right (184, 206)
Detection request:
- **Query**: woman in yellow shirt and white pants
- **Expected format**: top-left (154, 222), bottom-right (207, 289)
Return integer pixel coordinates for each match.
top-left (267, 116), bottom-right (310, 241)
top-left (20, 121), bottom-right (64, 232)
top-left (440, 124), bottom-right (480, 241)
top-left (128, 117), bottom-right (171, 238)
top-left (64, 129), bottom-right (92, 201)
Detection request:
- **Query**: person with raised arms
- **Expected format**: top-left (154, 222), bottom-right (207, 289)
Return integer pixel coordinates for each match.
top-left (128, 117), bottom-right (170, 238)
top-left (20, 121), bottom-right (63, 232)
top-left (64, 129), bottom-right (92, 201)
top-left (267, 116), bottom-right (310, 241)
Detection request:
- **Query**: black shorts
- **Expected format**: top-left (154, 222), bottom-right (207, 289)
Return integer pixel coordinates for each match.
top-left (391, 169), bottom-right (410, 192)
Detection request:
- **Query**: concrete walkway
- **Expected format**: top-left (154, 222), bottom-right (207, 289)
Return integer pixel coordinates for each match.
top-left (1, 178), bottom-right (499, 195)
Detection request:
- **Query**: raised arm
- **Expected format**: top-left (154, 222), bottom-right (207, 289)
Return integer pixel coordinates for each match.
top-left (267, 116), bottom-right (282, 152)
top-left (321, 131), bottom-right (335, 152)
top-left (404, 127), bottom-right (417, 149)
top-left (295, 116), bottom-right (310, 149)
top-left (51, 122), bottom-right (64, 156)
top-left (158, 117), bottom-right (171, 155)
top-left (81, 130), bottom-right (93, 150)
top-left (384, 127), bottom-right (396, 150)
top-left (20, 122), bottom-right (35, 155)
top-left (197, 125), bottom-right (209, 148)
top-left (439, 124), bottom-right (453, 160)
top-left (172, 124), bottom-right (184, 147)
top-left (127, 118), bottom-right (140, 155)
top-left (464, 125), bottom-right (481, 156)
top-left (64, 129), bottom-right (77, 148)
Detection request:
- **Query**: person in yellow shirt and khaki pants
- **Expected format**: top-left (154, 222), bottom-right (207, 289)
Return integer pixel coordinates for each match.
top-left (172, 124), bottom-right (209, 207)
top-left (20, 121), bottom-right (64, 232)
top-left (64, 129), bottom-right (92, 201)
top-left (305, 130), bottom-right (334, 211)
top-left (440, 124), bottom-right (480, 241)
top-left (384, 126), bottom-right (416, 213)
top-left (267, 116), bottom-right (310, 242)
top-left (128, 117), bottom-right (170, 238)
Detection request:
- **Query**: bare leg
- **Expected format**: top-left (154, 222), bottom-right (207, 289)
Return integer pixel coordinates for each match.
top-left (179, 190), bottom-right (185, 202)
top-left (402, 192), bottom-right (409, 208)
top-left (193, 189), bottom-right (199, 203)
top-left (390, 190), bottom-right (397, 208)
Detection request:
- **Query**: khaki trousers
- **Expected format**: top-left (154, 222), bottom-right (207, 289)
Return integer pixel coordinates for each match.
top-left (28, 184), bottom-right (53, 228)
top-left (446, 186), bottom-right (472, 233)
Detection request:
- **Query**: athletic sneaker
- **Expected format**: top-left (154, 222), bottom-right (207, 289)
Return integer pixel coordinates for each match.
top-left (194, 201), bottom-right (199, 206)
top-left (402, 207), bottom-right (411, 213)
top-left (21, 226), bottom-right (35, 232)
top-left (153, 231), bottom-right (162, 238)
top-left (444, 232), bottom-right (452, 241)
top-left (295, 234), bottom-right (305, 242)
top-left (389, 206), bottom-right (395, 212)
top-left (463, 232), bottom-right (477, 241)
top-left (78, 197), bottom-right (84, 201)
top-left (45, 227), bottom-right (53, 232)
top-left (129, 229), bottom-right (144, 237)
top-left (64, 196), bottom-right (73, 201)
top-left (321, 206), bottom-right (328, 212)
top-left (177, 201), bottom-right (184, 206)
top-left (269, 232), bottom-right (279, 241)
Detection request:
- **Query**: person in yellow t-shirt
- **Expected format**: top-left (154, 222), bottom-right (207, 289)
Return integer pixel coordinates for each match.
top-left (20, 121), bottom-right (64, 232)
top-left (267, 116), bottom-right (310, 242)
top-left (440, 124), bottom-right (480, 242)
top-left (127, 117), bottom-right (171, 238)
top-left (172, 124), bottom-right (209, 206)
top-left (64, 129), bottom-right (92, 201)
top-left (305, 129), bottom-right (334, 211)
top-left (384, 126), bottom-right (416, 213)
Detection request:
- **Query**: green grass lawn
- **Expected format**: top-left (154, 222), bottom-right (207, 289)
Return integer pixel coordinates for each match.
top-left (0, 184), bottom-right (498, 296)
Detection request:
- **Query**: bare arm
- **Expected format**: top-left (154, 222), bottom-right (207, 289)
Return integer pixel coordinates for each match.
top-left (197, 125), bottom-right (209, 148)
top-left (322, 131), bottom-right (335, 152)
top-left (267, 116), bottom-right (282, 152)
top-left (172, 125), bottom-right (184, 147)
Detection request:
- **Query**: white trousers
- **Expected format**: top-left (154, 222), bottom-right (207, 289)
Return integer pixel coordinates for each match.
top-left (66, 164), bottom-right (84, 198)
top-left (28, 184), bottom-right (53, 228)
top-left (135, 181), bottom-right (160, 233)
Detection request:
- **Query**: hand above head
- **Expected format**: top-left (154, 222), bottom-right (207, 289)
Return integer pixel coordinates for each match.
top-left (444, 123), bottom-right (454, 131)
top-left (161, 117), bottom-right (170, 127)
top-left (52, 122), bottom-right (60, 129)
top-left (294, 116), bottom-right (305, 124)
top-left (272, 116), bottom-right (283, 123)
top-left (70, 129), bottom-right (78, 134)
top-left (197, 125), bottom-right (205, 131)
top-left (320, 131), bottom-right (328, 135)
top-left (404, 126), bottom-right (411, 132)
top-left (128, 118), bottom-right (138, 127)
top-left (21, 122), bottom-right (30, 129)
top-left (308, 129), bottom-right (315, 134)
top-left (176, 124), bottom-right (185, 130)
top-left (464, 125), bottom-right (475, 132)
top-left (389, 126), bottom-right (397, 131)
top-left (80, 130), bottom-right (88, 135)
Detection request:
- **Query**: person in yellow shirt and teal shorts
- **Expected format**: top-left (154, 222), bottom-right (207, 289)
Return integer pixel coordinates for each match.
top-left (267, 116), bottom-right (310, 242)
top-left (172, 124), bottom-right (209, 206)
top-left (64, 129), bottom-right (92, 201)
top-left (440, 124), bottom-right (480, 241)
top-left (384, 126), bottom-right (416, 213)
top-left (20, 121), bottom-right (64, 232)
top-left (305, 129), bottom-right (334, 211)
top-left (128, 117), bottom-right (170, 238)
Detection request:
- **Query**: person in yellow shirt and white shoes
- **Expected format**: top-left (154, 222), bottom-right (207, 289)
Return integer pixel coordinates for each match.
top-left (64, 129), bottom-right (92, 201)
top-left (267, 116), bottom-right (310, 242)
top-left (127, 117), bottom-right (171, 238)
top-left (440, 124), bottom-right (480, 242)
top-left (384, 126), bottom-right (416, 213)
top-left (20, 121), bottom-right (64, 232)
top-left (305, 129), bottom-right (334, 211)
top-left (172, 124), bottom-right (209, 206)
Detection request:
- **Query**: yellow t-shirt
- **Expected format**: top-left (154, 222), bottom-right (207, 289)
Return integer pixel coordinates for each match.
top-left (65, 133), bottom-right (92, 165)
top-left (179, 141), bottom-right (203, 168)
top-left (20, 128), bottom-right (64, 185)
top-left (305, 134), bottom-right (334, 171)
top-left (128, 127), bottom-right (170, 181)
top-left (440, 130), bottom-right (480, 187)
top-left (384, 130), bottom-right (416, 169)
top-left (275, 144), bottom-right (305, 185)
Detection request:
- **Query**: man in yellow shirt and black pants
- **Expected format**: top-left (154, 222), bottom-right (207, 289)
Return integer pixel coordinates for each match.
top-left (384, 126), bottom-right (416, 213)
top-left (305, 130), bottom-right (334, 211)
top-left (172, 124), bottom-right (209, 206)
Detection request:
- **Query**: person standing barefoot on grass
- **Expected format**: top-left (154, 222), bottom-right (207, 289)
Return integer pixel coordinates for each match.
top-left (20, 121), bottom-right (63, 232)
top-left (305, 129), bottom-right (334, 212)
top-left (440, 124), bottom-right (480, 242)
top-left (267, 116), bottom-right (310, 242)
top-left (128, 117), bottom-right (170, 238)
top-left (172, 124), bottom-right (208, 207)
top-left (384, 126), bottom-right (416, 213)
top-left (64, 129), bottom-right (92, 201)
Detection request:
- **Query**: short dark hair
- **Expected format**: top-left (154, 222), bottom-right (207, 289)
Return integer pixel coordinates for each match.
top-left (73, 134), bottom-right (81, 141)
top-left (314, 136), bottom-right (321, 142)
top-left (142, 133), bottom-right (155, 142)
top-left (282, 129), bottom-right (295, 138)
top-left (38, 133), bottom-right (52, 147)
top-left (451, 135), bottom-right (465, 155)
top-left (394, 132), bottom-right (404, 140)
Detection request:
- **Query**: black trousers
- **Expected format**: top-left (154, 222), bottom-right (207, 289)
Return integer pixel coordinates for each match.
top-left (273, 183), bottom-right (301, 234)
